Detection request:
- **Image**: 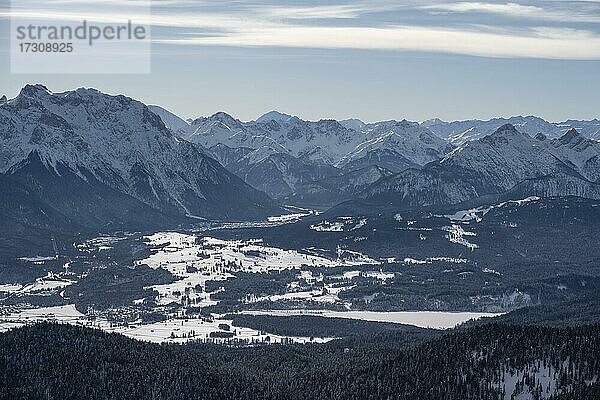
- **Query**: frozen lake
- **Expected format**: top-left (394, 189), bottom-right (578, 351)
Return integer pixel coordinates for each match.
top-left (241, 309), bottom-right (502, 329)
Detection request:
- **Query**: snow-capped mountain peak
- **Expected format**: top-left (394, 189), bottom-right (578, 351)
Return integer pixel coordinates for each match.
top-left (490, 123), bottom-right (529, 137)
top-left (256, 110), bottom-right (298, 124)
top-left (558, 128), bottom-right (582, 144)
top-left (195, 111), bottom-right (240, 127)
top-left (0, 85), bottom-right (278, 227)
top-left (18, 83), bottom-right (53, 98)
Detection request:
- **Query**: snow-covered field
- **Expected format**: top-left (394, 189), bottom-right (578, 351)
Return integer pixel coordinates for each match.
top-left (241, 310), bottom-right (501, 329)
top-left (138, 232), bottom-right (378, 273)
top-left (0, 304), bottom-right (332, 344)
top-left (310, 217), bottom-right (369, 233)
top-left (0, 230), bottom-right (389, 344)
top-left (0, 228), bottom-right (506, 344)
top-left (442, 197), bottom-right (541, 223)
top-left (96, 315), bottom-right (334, 344)
top-left (403, 256), bottom-right (468, 265)
top-left (442, 225), bottom-right (479, 250)
top-left (135, 232), bottom-right (379, 309)
top-left (0, 270), bottom-right (76, 299)
top-left (267, 211), bottom-right (313, 223)
top-left (0, 305), bottom-right (84, 332)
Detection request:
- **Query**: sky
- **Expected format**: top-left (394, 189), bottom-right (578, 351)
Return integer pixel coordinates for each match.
top-left (0, 0), bottom-right (599, 122)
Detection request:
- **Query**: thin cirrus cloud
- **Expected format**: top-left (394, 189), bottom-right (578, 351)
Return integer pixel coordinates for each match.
top-left (149, 1), bottom-right (600, 60)
top-left (261, 5), bottom-right (369, 19)
top-left (158, 24), bottom-right (600, 60)
top-left (421, 1), bottom-right (600, 23)
top-left (3, 0), bottom-right (600, 60)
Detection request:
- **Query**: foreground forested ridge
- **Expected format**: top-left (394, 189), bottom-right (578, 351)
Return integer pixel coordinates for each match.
top-left (0, 322), bottom-right (599, 399)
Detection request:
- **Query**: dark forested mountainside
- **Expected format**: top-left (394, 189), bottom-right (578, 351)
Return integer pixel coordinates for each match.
top-left (226, 314), bottom-right (435, 342)
top-left (1, 322), bottom-right (599, 400)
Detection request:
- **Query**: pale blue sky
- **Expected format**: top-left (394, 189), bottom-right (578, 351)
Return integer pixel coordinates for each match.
top-left (1, 0), bottom-right (599, 122)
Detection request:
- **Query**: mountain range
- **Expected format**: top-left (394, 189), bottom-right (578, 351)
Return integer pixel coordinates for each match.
top-left (2, 85), bottom-right (599, 234)
top-left (361, 124), bottom-right (600, 207)
top-left (0, 85), bottom-right (278, 233)
top-left (152, 105), bottom-right (600, 208)
top-left (150, 107), bottom-right (452, 202)
top-left (423, 116), bottom-right (600, 144)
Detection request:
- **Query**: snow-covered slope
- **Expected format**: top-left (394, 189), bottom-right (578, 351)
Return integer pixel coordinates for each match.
top-left (422, 116), bottom-right (600, 145)
top-left (255, 110), bottom-right (299, 124)
top-left (422, 116), bottom-right (560, 145)
top-left (435, 124), bottom-right (572, 192)
top-left (208, 143), bottom-right (341, 199)
top-left (336, 120), bottom-right (452, 171)
top-left (558, 119), bottom-right (600, 140)
top-left (147, 105), bottom-right (191, 137)
top-left (144, 104), bottom-right (599, 209)
top-left (0, 85), bottom-right (278, 231)
top-left (339, 118), bottom-right (367, 131)
top-left (546, 129), bottom-right (600, 182)
top-left (362, 124), bottom-right (600, 207)
top-left (183, 111), bottom-right (452, 203)
top-left (186, 112), bottom-right (359, 165)
top-left (187, 112), bottom-right (451, 170)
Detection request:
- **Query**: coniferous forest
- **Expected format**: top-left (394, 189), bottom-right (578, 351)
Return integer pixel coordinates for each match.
top-left (1, 322), bottom-right (599, 400)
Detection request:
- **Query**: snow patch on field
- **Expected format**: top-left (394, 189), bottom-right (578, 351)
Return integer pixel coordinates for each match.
top-left (311, 217), bottom-right (369, 232)
top-left (330, 270), bottom-right (394, 282)
top-left (443, 225), bottom-right (478, 250)
top-left (442, 197), bottom-right (541, 222)
top-left (350, 218), bottom-right (367, 231)
top-left (311, 221), bottom-right (344, 232)
top-left (17, 256), bottom-right (56, 263)
top-left (76, 235), bottom-right (129, 253)
top-left (0, 273), bottom-right (76, 296)
top-left (0, 305), bottom-right (84, 332)
top-left (0, 284), bottom-right (23, 292)
top-left (267, 212), bottom-right (312, 223)
top-left (0, 305), bottom-right (330, 344)
top-left (246, 285), bottom-right (355, 306)
top-left (97, 316), bottom-right (333, 344)
top-left (403, 257), bottom-right (468, 265)
top-left (482, 268), bottom-right (502, 276)
top-left (21, 273), bottom-right (76, 293)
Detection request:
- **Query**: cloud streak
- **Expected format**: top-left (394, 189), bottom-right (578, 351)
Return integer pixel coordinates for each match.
top-left (422, 1), bottom-right (600, 23)
top-left (157, 24), bottom-right (600, 60)
top-left (261, 5), bottom-right (369, 19)
top-left (4, 0), bottom-right (600, 60)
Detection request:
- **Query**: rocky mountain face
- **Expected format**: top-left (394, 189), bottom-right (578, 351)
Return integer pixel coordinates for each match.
top-left (546, 128), bottom-right (600, 182)
top-left (423, 116), bottom-right (600, 145)
top-left (177, 110), bottom-right (450, 201)
top-left (336, 119), bottom-right (452, 171)
top-left (185, 111), bottom-right (451, 167)
top-left (186, 112), bottom-right (359, 165)
top-left (0, 85), bottom-right (279, 232)
top-left (147, 105), bottom-right (191, 138)
top-left (208, 143), bottom-right (341, 199)
top-left (147, 105), bottom-right (600, 209)
top-left (286, 165), bottom-right (394, 207)
top-left (361, 124), bottom-right (600, 208)
top-left (559, 119), bottom-right (600, 140)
